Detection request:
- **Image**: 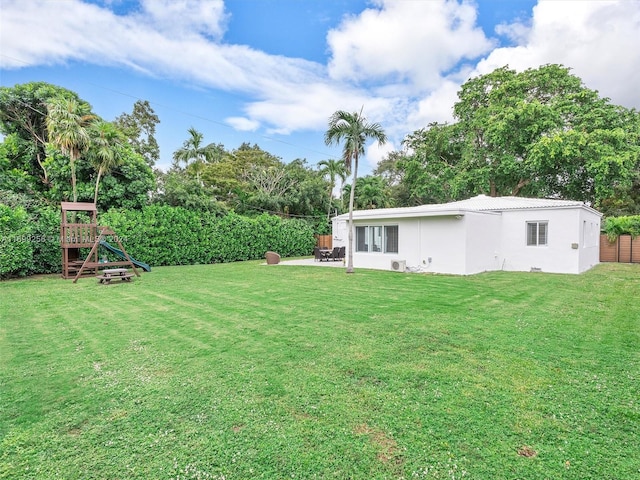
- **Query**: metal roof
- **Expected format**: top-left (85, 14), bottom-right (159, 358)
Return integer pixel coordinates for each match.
top-left (335, 195), bottom-right (601, 220)
top-left (443, 195), bottom-right (587, 211)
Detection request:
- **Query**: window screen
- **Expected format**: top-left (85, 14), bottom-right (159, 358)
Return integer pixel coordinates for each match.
top-left (527, 222), bottom-right (548, 246)
top-left (384, 225), bottom-right (398, 253)
top-left (355, 225), bottom-right (399, 252)
top-left (356, 226), bottom-right (367, 252)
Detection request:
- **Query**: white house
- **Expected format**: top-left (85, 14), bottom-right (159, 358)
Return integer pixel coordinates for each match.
top-left (331, 195), bottom-right (602, 275)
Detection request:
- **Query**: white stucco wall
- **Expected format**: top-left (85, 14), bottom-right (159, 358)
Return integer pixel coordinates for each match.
top-left (578, 209), bottom-right (601, 273)
top-left (332, 205), bottom-right (600, 275)
top-left (498, 207), bottom-right (599, 274)
top-left (462, 212), bottom-right (503, 274)
top-left (348, 217), bottom-right (419, 271)
top-left (416, 216), bottom-right (467, 274)
top-left (331, 216), bottom-right (348, 249)
top-left (347, 215), bottom-right (471, 274)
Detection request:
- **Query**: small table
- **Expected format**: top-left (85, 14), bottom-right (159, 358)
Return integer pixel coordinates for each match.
top-left (319, 249), bottom-right (332, 261)
top-left (97, 268), bottom-right (134, 284)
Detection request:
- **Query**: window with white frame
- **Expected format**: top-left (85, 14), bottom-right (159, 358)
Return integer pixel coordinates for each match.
top-left (526, 221), bottom-right (548, 246)
top-left (355, 225), bottom-right (398, 253)
top-left (385, 225), bottom-right (398, 253)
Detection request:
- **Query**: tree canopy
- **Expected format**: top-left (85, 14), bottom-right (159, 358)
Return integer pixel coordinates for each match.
top-left (114, 100), bottom-right (160, 167)
top-left (0, 82), bottom-right (154, 210)
top-left (2, 67), bottom-right (639, 240)
top-left (400, 64), bottom-right (640, 212)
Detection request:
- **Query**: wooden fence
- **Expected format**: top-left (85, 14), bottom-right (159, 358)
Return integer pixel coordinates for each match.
top-left (600, 234), bottom-right (640, 263)
top-left (315, 235), bottom-right (332, 249)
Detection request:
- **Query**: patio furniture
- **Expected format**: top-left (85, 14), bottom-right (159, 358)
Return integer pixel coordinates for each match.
top-left (314, 247), bottom-right (324, 262)
top-left (96, 268), bottom-right (134, 284)
top-left (329, 246), bottom-right (341, 261)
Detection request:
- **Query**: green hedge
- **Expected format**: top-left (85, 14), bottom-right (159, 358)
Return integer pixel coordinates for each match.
top-left (100, 206), bottom-right (316, 267)
top-left (0, 205), bottom-right (33, 278)
top-left (0, 204), bottom-right (62, 278)
top-left (0, 203), bottom-right (316, 278)
top-left (602, 215), bottom-right (640, 241)
top-left (31, 207), bottom-right (63, 274)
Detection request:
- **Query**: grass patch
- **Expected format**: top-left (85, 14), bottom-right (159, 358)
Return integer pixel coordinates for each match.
top-left (1, 262), bottom-right (639, 479)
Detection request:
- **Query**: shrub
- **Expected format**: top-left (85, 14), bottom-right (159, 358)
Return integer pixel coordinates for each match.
top-left (30, 206), bottom-right (63, 274)
top-left (0, 203), bottom-right (317, 278)
top-left (0, 205), bottom-right (33, 278)
top-left (101, 206), bottom-right (316, 267)
top-left (602, 215), bottom-right (640, 241)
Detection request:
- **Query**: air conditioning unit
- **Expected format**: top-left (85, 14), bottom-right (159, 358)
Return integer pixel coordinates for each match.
top-left (390, 260), bottom-right (406, 272)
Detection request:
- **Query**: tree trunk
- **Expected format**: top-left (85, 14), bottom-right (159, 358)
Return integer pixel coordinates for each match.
top-left (36, 151), bottom-right (49, 187)
top-left (93, 167), bottom-right (104, 205)
top-left (70, 156), bottom-right (78, 202)
top-left (327, 183), bottom-right (333, 222)
top-left (511, 178), bottom-right (529, 196)
top-left (346, 157), bottom-right (358, 274)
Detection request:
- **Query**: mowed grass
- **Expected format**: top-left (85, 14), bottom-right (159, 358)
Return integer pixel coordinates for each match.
top-left (1, 262), bottom-right (639, 479)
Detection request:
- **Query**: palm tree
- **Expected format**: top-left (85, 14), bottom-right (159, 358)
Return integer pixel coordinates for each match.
top-left (173, 127), bottom-right (220, 184)
top-left (355, 175), bottom-right (393, 209)
top-left (324, 109), bottom-right (387, 273)
top-left (46, 98), bottom-right (95, 202)
top-left (318, 159), bottom-right (347, 221)
top-left (88, 121), bottom-right (126, 205)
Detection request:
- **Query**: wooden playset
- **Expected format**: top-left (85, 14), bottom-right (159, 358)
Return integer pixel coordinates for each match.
top-left (60, 202), bottom-right (147, 283)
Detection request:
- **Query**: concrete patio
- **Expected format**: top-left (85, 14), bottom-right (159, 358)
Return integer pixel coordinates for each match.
top-left (268, 257), bottom-right (346, 267)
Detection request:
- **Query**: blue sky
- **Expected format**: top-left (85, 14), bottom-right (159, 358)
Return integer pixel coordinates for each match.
top-left (2, 0), bottom-right (639, 174)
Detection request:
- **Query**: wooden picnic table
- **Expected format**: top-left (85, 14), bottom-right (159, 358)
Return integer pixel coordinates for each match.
top-left (96, 268), bottom-right (134, 284)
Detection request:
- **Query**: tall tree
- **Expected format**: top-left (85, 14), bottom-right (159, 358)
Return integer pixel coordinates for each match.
top-left (282, 159), bottom-right (329, 219)
top-left (45, 98), bottom-right (95, 202)
top-left (452, 64), bottom-right (639, 204)
top-left (374, 150), bottom-right (411, 207)
top-left (201, 142), bottom-right (280, 206)
top-left (325, 109), bottom-right (387, 273)
top-left (401, 64), bottom-right (640, 210)
top-left (353, 175), bottom-right (394, 209)
top-left (87, 121), bottom-right (126, 204)
top-left (114, 100), bottom-right (160, 167)
top-left (401, 122), bottom-right (467, 205)
top-left (0, 82), bottom-right (81, 188)
top-left (173, 127), bottom-right (224, 183)
top-left (317, 158), bottom-right (347, 220)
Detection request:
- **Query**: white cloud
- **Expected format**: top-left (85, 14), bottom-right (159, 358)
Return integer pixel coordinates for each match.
top-left (366, 140), bottom-right (396, 171)
top-left (2, 0), bottom-right (638, 175)
top-left (226, 116), bottom-right (260, 132)
top-left (406, 79), bottom-right (460, 128)
top-left (494, 20), bottom-right (530, 44)
top-left (138, 0), bottom-right (228, 40)
top-left (475, 0), bottom-right (640, 108)
top-left (0, 0), bottom-right (317, 92)
top-left (327, 0), bottom-right (494, 91)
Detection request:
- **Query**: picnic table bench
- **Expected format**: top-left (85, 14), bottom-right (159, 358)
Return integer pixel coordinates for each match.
top-left (97, 268), bottom-right (134, 284)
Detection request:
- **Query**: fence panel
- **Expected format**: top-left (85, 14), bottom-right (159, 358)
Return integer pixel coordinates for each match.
top-left (633, 237), bottom-right (640, 263)
top-left (599, 234), bottom-right (640, 263)
top-left (619, 236), bottom-right (632, 263)
top-left (315, 235), bottom-right (332, 249)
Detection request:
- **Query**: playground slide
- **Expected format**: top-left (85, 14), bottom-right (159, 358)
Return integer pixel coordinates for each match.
top-left (99, 240), bottom-right (152, 272)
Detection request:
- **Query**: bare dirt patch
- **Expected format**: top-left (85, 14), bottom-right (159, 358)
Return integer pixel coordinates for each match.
top-left (517, 445), bottom-right (538, 457)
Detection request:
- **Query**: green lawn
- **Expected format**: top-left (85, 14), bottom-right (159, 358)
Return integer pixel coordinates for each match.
top-left (1, 262), bottom-right (639, 479)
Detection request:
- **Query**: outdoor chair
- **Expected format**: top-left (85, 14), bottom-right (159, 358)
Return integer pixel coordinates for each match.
top-left (314, 247), bottom-right (324, 262)
top-left (329, 246), bottom-right (341, 261)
